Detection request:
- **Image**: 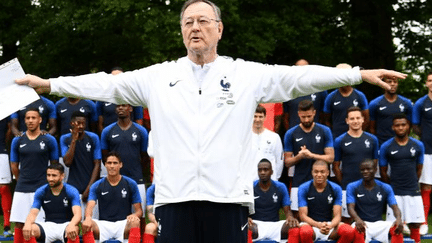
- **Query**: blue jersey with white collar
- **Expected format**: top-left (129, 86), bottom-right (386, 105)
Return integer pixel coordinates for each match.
top-left (412, 95), bottom-right (432, 154)
top-left (55, 98), bottom-right (98, 136)
top-left (251, 179), bottom-right (290, 222)
top-left (11, 96), bottom-right (56, 132)
top-left (96, 102), bottom-right (143, 127)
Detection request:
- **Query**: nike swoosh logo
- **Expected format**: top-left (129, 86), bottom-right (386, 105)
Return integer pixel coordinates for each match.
top-left (345, 142), bottom-right (352, 146)
top-left (307, 197), bottom-right (315, 200)
top-left (20, 144), bottom-right (27, 148)
top-left (426, 107), bottom-right (432, 111)
top-left (112, 134), bottom-right (119, 138)
top-left (44, 200), bottom-right (51, 203)
top-left (296, 138), bottom-right (303, 142)
top-left (391, 151), bottom-right (398, 155)
top-left (101, 192), bottom-right (109, 195)
top-left (334, 101), bottom-right (341, 105)
top-left (169, 80), bottom-right (182, 87)
top-left (60, 109), bottom-right (67, 113)
top-left (241, 222), bottom-right (248, 231)
top-left (254, 196), bottom-right (260, 199)
top-left (105, 103), bottom-right (112, 106)
top-left (357, 194), bottom-right (365, 197)
top-left (379, 106), bottom-right (387, 110)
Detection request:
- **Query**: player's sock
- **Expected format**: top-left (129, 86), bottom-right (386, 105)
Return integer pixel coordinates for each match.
top-left (353, 229), bottom-right (365, 243)
top-left (140, 219), bottom-right (146, 242)
top-left (0, 185), bottom-right (11, 227)
top-left (23, 236), bottom-right (36, 243)
top-left (143, 233), bottom-right (155, 243)
top-left (410, 227), bottom-right (421, 243)
top-left (336, 223), bottom-right (355, 243)
top-left (14, 228), bottom-right (24, 243)
top-left (247, 230), bottom-right (253, 243)
top-left (299, 224), bottom-right (313, 243)
top-left (389, 225), bottom-right (403, 243)
top-left (128, 227), bottom-right (141, 243)
top-left (83, 231), bottom-right (95, 243)
top-left (421, 188), bottom-right (431, 223)
top-left (67, 236), bottom-right (80, 243)
top-left (288, 227), bottom-right (300, 243)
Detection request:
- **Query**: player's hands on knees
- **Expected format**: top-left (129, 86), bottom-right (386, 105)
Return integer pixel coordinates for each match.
top-left (354, 219), bottom-right (367, 233)
top-left (286, 215), bottom-right (299, 228)
top-left (65, 224), bottom-right (79, 240)
top-left (126, 214), bottom-right (140, 224)
top-left (22, 223), bottom-right (33, 241)
top-left (82, 217), bottom-right (93, 233)
top-left (319, 222), bottom-right (331, 235)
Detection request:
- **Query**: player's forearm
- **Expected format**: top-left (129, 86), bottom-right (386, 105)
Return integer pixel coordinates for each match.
top-left (70, 207), bottom-right (82, 226)
top-left (283, 206), bottom-right (294, 219)
top-left (10, 163), bottom-right (19, 181)
top-left (84, 202), bottom-right (96, 219)
top-left (391, 205), bottom-right (402, 222)
top-left (47, 119), bottom-right (57, 136)
top-left (412, 125), bottom-right (421, 137)
top-left (332, 162), bottom-right (342, 183)
top-left (311, 153), bottom-right (334, 163)
top-left (63, 141), bottom-right (77, 166)
top-left (285, 155), bottom-right (302, 167)
top-left (87, 161), bottom-right (101, 187)
top-left (24, 209), bottom-right (39, 225)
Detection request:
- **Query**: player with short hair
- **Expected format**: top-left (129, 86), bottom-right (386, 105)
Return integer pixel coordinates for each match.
top-left (10, 108), bottom-right (59, 243)
top-left (333, 106), bottom-right (379, 221)
top-left (60, 111), bottom-right (101, 218)
top-left (56, 97), bottom-right (98, 136)
top-left (347, 159), bottom-right (404, 243)
top-left (298, 160), bottom-right (355, 242)
top-left (22, 163), bottom-right (81, 243)
top-left (248, 159), bottom-right (299, 242)
top-left (380, 113), bottom-right (424, 243)
top-left (252, 105), bottom-right (284, 181)
top-left (284, 100), bottom-right (334, 214)
top-left (412, 71), bottom-right (432, 234)
top-left (82, 152), bottom-right (142, 243)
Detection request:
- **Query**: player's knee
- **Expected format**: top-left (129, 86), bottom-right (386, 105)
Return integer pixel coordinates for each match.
top-left (337, 223), bottom-right (355, 240)
top-left (144, 222), bottom-right (157, 235)
top-left (299, 224), bottom-right (313, 241)
top-left (129, 219), bottom-right (141, 228)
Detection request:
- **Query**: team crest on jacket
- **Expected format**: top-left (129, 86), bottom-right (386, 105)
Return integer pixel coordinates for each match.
top-left (410, 147), bottom-right (416, 157)
top-left (220, 76), bottom-right (230, 92)
top-left (365, 139), bottom-right (370, 148)
top-left (315, 134), bottom-right (321, 143)
top-left (121, 188), bottom-right (127, 198)
top-left (273, 193), bottom-right (278, 203)
top-left (40, 141), bottom-right (46, 150)
top-left (327, 194), bottom-right (333, 204)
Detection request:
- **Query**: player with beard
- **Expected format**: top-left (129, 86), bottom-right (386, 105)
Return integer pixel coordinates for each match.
top-left (284, 100), bottom-right (334, 217)
top-left (23, 164), bottom-right (81, 243)
top-left (10, 108), bottom-right (59, 243)
top-left (380, 113), bottom-right (424, 243)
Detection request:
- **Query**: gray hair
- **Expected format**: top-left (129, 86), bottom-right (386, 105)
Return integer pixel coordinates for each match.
top-left (180, 0), bottom-right (222, 23)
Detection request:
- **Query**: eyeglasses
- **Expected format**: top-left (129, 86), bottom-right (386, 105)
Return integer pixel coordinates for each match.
top-left (182, 16), bottom-right (220, 28)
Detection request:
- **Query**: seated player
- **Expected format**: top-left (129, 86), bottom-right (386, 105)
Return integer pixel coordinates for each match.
top-left (82, 151), bottom-right (142, 243)
top-left (298, 160), bottom-right (355, 243)
top-left (347, 159), bottom-right (404, 243)
top-left (143, 183), bottom-right (157, 243)
top-left (22, 164), bottom-right (81, 243)
top-left (248, 159), bottom-right (299, 242)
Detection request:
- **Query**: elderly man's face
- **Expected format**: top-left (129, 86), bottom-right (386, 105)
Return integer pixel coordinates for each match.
top-left (181, 2), bottom-right (223, 56)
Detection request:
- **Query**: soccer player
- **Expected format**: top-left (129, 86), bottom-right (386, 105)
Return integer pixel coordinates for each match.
top-left (16, 0), bottom-right (407, 241)
top-left (252, 105), bottom-right (284, 180)
top-left (380, 113), bottom-right (425, 243)
top-left (143, 184), bottom-right (157, 243)
top-left (249, 159), bottom-right (299, 242)
top-left (284, 100), bottom-right (334, 215)
top-left (0, 117), bottom-right (12, 237)
top-left (11, 95), bottom-right (57, 137)
top-left (323, 64), bottom-right (369, 139)
top-left (22, 163), bottom-right (81, 243)
top-left (60, 111), bottom-right (101, 217)
top-left (347, 159), bottom-right (404, 243)
top-left (10, 108), bottom-right (59, 243)
top-left (81, 152), bottom-right (142, 243)
top-left (333, 106), bottom-right (379, 221)
top-left (412, 71), bottom-right (432, 234)
top-left (298, 160), bottom-right (355, 242)
top-left (56, 97), bottom-right (98, 136)
top-left (369, 77), bottom-right (413, 145)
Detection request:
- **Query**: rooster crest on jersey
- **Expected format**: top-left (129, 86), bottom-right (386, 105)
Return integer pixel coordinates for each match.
top-left (121, 188), bottom-right (127, 198)
top-left (79, 107), bottom-right (85, 113)
top-left (353, 99), bottom-right (359, 107)
top-left (40, 141), bottom-right (45, 150)
top-left (377, 192), bottom-right (382, 201)
top-left (399, 103), bottom-right (405, 112)
top-left (39, 105), bottom-right (44, 114)
top-left (365, 139), bottom-right (370, 148)
top-left (86, 142), bottom-right (91, 152)
top-left (311, 93), bottom-right (316, 101)
top-left (410, 147), bottom-right (416, 157)
top-left (273, 193), bottom-right (278, 203)
top-left (220, 76), bottom-right (230, 92)
top-left (327, 194), bottom-right (333, 204)
top-left (315, 134), bottom-right (321, 143)
top-left (63, 197), bottom-right (68, 207)
top-left (132, 132), bottom-right (137, 141)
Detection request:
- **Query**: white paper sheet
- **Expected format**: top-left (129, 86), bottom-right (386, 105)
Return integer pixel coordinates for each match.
top-left (0, 58), bottom-right (40, 121)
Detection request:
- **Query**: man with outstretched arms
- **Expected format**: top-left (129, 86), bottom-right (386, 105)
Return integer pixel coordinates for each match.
top-left (252, 105), bottom-right (284, 181)
top-left (0, 117), bottom-right (12, 237)
top-left (16, 0), bottom-right (407, 240)
top-left (60, 111), bottom-right (101, 217)
top-left (347, 159), bottom-right (404, 243)
top-left (380, 113), bottom-right (424, 243)
top-left (82, 152), bottom-right (142, 243)
top-left (369, 77), bottom-right (413, 145)
top-left (298, 160), bottom-right (355, 243)
top-left (248, 159), bottom-right (299, 243)
top-left (10, 108), bottom-right (59, 243)
top-left (23, 164), bottom-right (81, 243)
top-left (333, 106), bottom-right (379, 221)
top-left (412, 71), bottom-right (432, 234)
top-left (11, 95), bottom-right (57, 137)
top-left (284, 100), bottom-right (334, 215)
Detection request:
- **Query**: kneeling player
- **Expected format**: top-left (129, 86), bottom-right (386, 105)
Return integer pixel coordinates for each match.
top-left (23, 164), bottom-right (81, 243)
top-left (347, 159), bottom-right (403, 243)
top-left (298, 160), bottom-right (355, 243)
top-left (82, 152), bottom-right (142, 243)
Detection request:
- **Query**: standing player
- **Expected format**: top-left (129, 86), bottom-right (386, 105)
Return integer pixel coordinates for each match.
top-left (11, 95), bottom-right (57, 137)
top-left (297, 160), bottom-right (355, 243)
top-left (347, 159), bottom-right (404, 243)
top-left (323, 64), bottom-right (369, 139)
top-left (412, 71), bottom-right (432, 234)
top-left (284, 100), bottom-right (334, 215)
top-left (22, 164), bottom-right (81, 243)
top-left (380, 113), bottom-right (424, 243)
top-left (60, 111), bottom-right (101, 216)
top-left (81, 152), bottom-right (142, 243)
top-left (143, 184), bottom-right (157, 243)
top-left (56, 97), bottom-right (98, 136)
top-left (0, 117), bottom-right (12, 236)
top-left (369, 77), bottom-right (413, 145)
top-left (248, 159), bottom-right (299, 243)
top-left (10, 108), bottom-right (59, 243)
top-left (252, 105), bottom-right (284, 180)
top-left (333, 106), bottom-right (379, 221)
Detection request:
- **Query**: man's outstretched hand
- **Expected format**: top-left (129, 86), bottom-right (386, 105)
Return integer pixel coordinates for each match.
top-left (16, 74), bottom-right (51, 94)
top-left (360, 69), bottom-right (407, 91)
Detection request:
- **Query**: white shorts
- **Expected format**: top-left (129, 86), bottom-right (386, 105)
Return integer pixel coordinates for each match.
top-left (38, 221), bottom-right (69, 243)
top-left (80, 194), bottom-right (99, 220)
top-left (0, 154), bottom-right (11, 183)
top-left (288, 166), bottom-right (295, 177)
top-left (11, 192), bottom-right (45, 223)
top-left (351, 221), bottom-right (393, 243)
top-left (341, 191), bottom-right (350, 218)
top-left (386, 195), bottom-right (425, 224)
top-left (94, 219), bottom-right (128, 242)
top-left (59, 157), bottom-right (69, 183)
top-left (419, 154), bottom-right (432, 185)
top-left (253, 220), bottom-right (286, 242)
top-left (100, 163), bottom-right (107, 178)
top-left (290, 187), bottom-right (299, 211)
top-left (136, 184), bottom-right (146, 215)
top-left (300, 222), bottom-right (334, 241)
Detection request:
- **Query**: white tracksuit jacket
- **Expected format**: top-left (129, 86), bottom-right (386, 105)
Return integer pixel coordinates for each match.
top-left (50, 56), bottom-right (362, 210)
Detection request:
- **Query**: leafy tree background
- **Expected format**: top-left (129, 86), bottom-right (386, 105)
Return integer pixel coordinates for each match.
top-left (0, 0), bottom-right (431, 102)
